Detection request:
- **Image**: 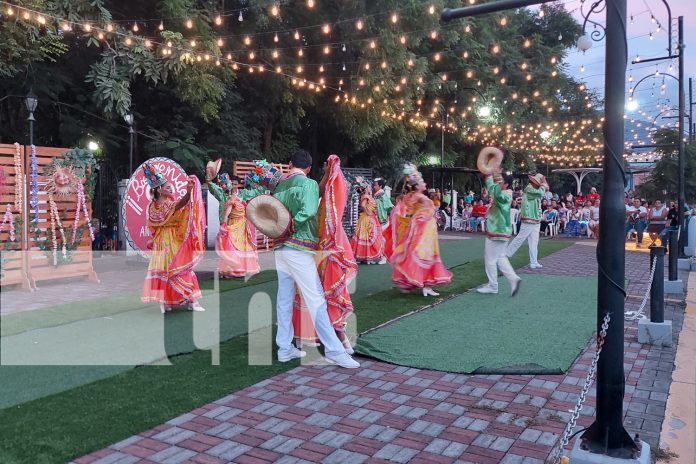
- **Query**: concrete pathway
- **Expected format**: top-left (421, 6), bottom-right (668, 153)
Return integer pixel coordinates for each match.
top-left (71, 243), bottom-right (687, 464)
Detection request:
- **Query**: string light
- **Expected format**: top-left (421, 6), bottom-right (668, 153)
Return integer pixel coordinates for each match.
top-left (158, 21), bottom-right (164, 30)
top-left (322, 24), bottom-right (330, 34)
top-left (294, 30), bottom-right (300, 40)
top-left (132, 22), bottom-right (139, 32)
top-left (307, 0), bottom-right (315, 7)
top-left (391, 13), bottom-right (398, 23)
top-left (356, 19), bottom-right (363, 30)
top-left (215, 15), bottom-right (222, 25)
top-left (185, 18), bottom-right (193, 28)
top-left (270, 4), bottom-right (279, 16)
top-left (428, 5), bottom-right (436, 15)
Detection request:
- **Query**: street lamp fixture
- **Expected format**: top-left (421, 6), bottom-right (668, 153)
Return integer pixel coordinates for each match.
top-left (477, 105), bottom-right (491, 117)
top-left (626, 99), bottom-right (639, 111)
top-left (25, 90), bottom-right (38, 118)
top-left (124, 113), bottom-right (135, 175)
top-left (87, 141), bottom-right (100, 151)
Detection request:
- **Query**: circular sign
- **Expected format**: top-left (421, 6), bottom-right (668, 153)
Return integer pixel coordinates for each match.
top-left (122, 157), bottom-right (187, 258)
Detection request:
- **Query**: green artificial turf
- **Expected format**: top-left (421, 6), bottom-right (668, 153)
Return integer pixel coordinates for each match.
top-left (355, 274), bottom-right (597, 374)
top-left (0, 239), bottom-right (571, 464)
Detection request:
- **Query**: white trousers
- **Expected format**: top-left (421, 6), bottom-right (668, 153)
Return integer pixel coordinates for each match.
top-left (275, 247), bottom-right (345, 357)
top-left (484, 238), bottom-right (519, 290)
top-left (506, 222), bottom-right (540, 265)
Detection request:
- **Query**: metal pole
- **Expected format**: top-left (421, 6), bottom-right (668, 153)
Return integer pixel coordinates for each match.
top-left (580, 0), bottom-right (638, 456)
top-left (649, 246), bottom-right (665, 323)
top-left (668, 229), bottom-right (678, 280)
top-left (689, 77), bottom-right (693, 143)
top-left (128, 125), bottom-right (134, 175)
top-left (677, 17), bottom-right (686, 258)
top-left (441, 113), bottom-right (445, 194)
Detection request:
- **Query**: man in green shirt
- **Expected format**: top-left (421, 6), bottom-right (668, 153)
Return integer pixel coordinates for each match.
top-left (477, 172), bottom-right (521, 296)
top-left (506, 174), bottom-right (547, 269)
top-left (373, 178), bottom-right (394, 227)
top-left (273, 150), bottom-right (359, 369)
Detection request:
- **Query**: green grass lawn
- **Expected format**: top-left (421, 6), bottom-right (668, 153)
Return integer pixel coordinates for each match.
top-left (0, 239), bottom-right (571, 464)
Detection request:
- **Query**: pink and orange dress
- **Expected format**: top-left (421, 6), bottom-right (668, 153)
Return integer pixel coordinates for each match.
top-left (351, 193), bottom-right (385, 262)
top-left (141, 177), bottom-right (206, 305)
top-left (385, 192), bottom-right (452, 291)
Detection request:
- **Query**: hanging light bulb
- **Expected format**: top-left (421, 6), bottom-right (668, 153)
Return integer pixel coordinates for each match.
top-left (307, 0), bottom-right (315, 7)
top-left (524, 38), bottom-right (531, 48)
top-left (215, 15), bottom-right (222, 25)
top-left (342, 63), bottom-right (346, 71)
top-left (500, 16), bottom-right (508, 26)
top-left (270, 4), bottom-right (279, 16)
top-left (580, 64), bottom-right (585, 72)
top-left (244, 36), bottom-right (251, 45)
top-left (370, 40), bottom-right (376, 49)
top-left (298, 49), bottom-right (304, 57)
top-left (538, 8), bottom-right (545, 17)
top-left (132, 22), bottom-right (139, 32)
top-left (558, 33), bottom-right (563, 40)
top-left (238, 11), bottom-right (244, 21)
top-left (186, 18), bottom-right (193, 28)
top-left (322, 24), bottom-right (330, 34)
top-left (356, 19), bottom-right (363, 30)
top-left (158, 21), bottom-right (164, 30)
top-left (272, 49), bottom-right (279, 58)
top-left (190, 39), bottom-right (196, 47)
top-left (430, 30), bottom-right (438, 39)
top-left (324, 45), bottom-right (330, 54)
top-left (391, 13), bottom-right (398, 23)
top-left (649, 32), bottom-right (654, 40)
top-left (274, 33), bottom-right (279, 43)
top-left (428, 5), bottom-right (436, 15)
top-left (492, 44), bottom-right (500, 54)
top-left (217, 37), bottom-right (224, 47)
top-left (465, 24), bottom-right (471, 33)
top-left (294, 30), bottom-right (300, 40)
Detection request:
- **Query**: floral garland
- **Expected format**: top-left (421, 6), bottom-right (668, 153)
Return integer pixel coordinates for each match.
top-left (13, 143), bottom-right (23, 211)
top-left (71, 181), bottom-right (95, 244)
top-left (48, 193), bottom-right (67, 265)
top-left (30, 144), bottom-right (39, 223)
top-left (0, 204), bottom-right (15, 242)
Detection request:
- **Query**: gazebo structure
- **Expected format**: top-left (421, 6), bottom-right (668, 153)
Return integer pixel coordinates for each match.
top-left (552, 167), bottom-right (603, 195)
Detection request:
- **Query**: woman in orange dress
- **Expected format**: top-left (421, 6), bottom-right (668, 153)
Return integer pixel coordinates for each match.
top-left (208, 173), bottom-right (260, 278)
top-left (385, 164), bottom-right (452, 297)
top-left (141, 163), bottom-right (206, 313)
top-left (350, 177), bottom-right (385, 264)
top-left (292, 155), bottom-right (358, 353)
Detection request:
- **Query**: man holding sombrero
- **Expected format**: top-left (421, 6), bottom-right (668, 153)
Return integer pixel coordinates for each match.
top-left (505, 173), bottom-right (548, 269)
top-left (270, 150), bottom-right (360, 369)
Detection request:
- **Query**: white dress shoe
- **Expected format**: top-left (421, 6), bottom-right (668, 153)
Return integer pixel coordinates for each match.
top-left (510, 278), bottom-right (522, 297)
top-left (476, 285), bottom-right (498, 294)
top-left (422, 287), bottom-right (440, 297)
top-left (325, 353), bottom-right (360, 369)
top-left (530, 263), bottom-right (543, 269)
top-left (188, 301), bottom-right (205, 312)
top-left (278, 347), bottom-right (307, 362)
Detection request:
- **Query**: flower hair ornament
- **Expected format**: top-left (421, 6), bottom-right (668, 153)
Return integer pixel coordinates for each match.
top-left (244, 159), bottom-right (282, 191)
top-left (218, 172), bottom-right (233, 191)
top-left (353, 176), bottom-right (369, 191)
top-left (143, 162), bottom-right (167, 189)
top-left (402, 163), bottom-right (423, 187)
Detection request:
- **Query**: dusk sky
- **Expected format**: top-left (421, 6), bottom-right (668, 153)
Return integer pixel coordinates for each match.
top-left (558, 0), bottom-right (695, 149)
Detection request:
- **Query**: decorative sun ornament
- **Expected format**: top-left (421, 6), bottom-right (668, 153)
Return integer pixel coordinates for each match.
top-left (577, 35), bottom-right (592, 53)
top-left (46, 165), bottom-right (76, 196)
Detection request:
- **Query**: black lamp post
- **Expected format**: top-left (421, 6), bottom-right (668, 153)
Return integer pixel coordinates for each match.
top-left (124, 113), bottom-right (134, 175)
top-left (25, 90), bottom-right (38, 146)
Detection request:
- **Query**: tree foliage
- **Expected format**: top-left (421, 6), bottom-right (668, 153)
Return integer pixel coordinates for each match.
top-left (635, 129), bottom-right (696, 202)
top-left (1, 0), bottom-right (597, 185)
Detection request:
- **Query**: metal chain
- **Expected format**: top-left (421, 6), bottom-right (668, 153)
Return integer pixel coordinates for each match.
top-left (624, 255), bottom-right (658, 321)
top-left (551, 254), bottom-right (658, 462)
top-left (550, 312), bottom-right (611, 464)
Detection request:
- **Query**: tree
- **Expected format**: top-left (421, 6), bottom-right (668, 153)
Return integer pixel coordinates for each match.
top-left (635, 129), bottom-right (696, 202)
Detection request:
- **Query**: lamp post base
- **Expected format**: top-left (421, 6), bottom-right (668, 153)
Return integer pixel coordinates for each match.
top-left (569, 439), bottom-right (650, 464)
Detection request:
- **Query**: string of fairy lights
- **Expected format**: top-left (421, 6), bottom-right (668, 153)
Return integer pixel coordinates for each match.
top-left (1, 0), bottom-right (610, 167)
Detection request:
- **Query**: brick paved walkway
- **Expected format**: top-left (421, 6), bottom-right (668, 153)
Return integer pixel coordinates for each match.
top-left (71, 243), bottom-right (684, 464)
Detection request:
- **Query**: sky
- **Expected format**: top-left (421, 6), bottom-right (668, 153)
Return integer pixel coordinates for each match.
top-left (558, 0), bottom-right (695, 154)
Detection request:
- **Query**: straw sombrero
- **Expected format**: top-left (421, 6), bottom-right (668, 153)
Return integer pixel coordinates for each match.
top-left (476, 147), bottom-right (504, 175)
top-left (246, 194), bottom-right (291, 239)
top-left (528, 173), bottom-right (547, 188)
top-left (206, 159), bottom-right (222, 180)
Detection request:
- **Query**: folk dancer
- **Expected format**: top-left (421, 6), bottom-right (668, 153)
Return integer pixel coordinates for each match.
top-left (141, 163), bottom-right (206, 313)
top-left (351, 176), bottom-right (385, 265)
top-left (373, 178), bottom-right (394, 232)
top-left (293, 155), bottom-right (358, 354)
top-left (506, 173), bottom-right (547, 269)
top-left (385, 164), bottom-right (452, 297)
top-left (206, 169), bottom-right (260, 278)
top-left (273, 150), bottom-right (360, 368)
top-left (477, 171), bottom-right (521, 296)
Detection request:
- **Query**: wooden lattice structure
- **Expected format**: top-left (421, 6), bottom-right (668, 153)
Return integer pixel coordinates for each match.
top-left (0, 144), bottom-right (31, 290)
top-left (0, 143), bottom-right (98, 291)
